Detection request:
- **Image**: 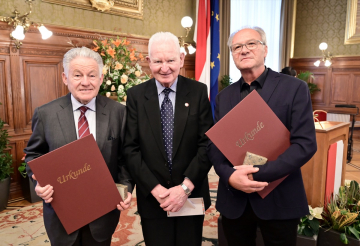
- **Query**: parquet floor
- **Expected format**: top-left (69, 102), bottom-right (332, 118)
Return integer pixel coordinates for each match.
top-left (347, 139), bottom-right (360, 183)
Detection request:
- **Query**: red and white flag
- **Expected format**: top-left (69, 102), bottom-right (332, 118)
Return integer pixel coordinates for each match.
top-left (194, 0), bottom-right (211, 95)
top-left (325, 140), bottom-right (344, 204)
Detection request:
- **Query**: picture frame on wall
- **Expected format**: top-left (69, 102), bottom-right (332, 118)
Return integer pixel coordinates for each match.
top-left (345, 0), bottom-right (360, 44)
top-left (41, 0), bottom-right (144, 19)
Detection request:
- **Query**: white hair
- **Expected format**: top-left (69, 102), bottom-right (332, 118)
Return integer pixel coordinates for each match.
top-left (227, 26), bottom-right (267, 48)
top-left (148, 32), bottom-right (181, 57)
top-left (63, 47), bottom-right (103, 77)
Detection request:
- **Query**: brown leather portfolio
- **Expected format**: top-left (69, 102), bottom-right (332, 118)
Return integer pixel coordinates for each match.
top-left (27, 134), bottom-right (122, 234)
top-left (206, 90), bottom-right (290, 198)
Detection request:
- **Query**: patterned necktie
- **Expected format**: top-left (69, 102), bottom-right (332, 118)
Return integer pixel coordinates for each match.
top-left (160, 88), bottom-right (174, 173)
top-left (78, 106), bottom-right (90, 139)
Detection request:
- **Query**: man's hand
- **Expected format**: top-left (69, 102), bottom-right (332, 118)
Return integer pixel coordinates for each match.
top-left (117, 192), bottom-right (132, 211)
top-left (151, 184), bottom-right (169, 204)
top-left (32, 174), bottom-right (54, 203)
top-left (159, 185), bottom-right (188, 212)
top-left (228, 165), bottom-right (268, 193)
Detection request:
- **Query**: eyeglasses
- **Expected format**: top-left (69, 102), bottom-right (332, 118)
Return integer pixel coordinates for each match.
top-left (230, 40), bottom-right (265, 54)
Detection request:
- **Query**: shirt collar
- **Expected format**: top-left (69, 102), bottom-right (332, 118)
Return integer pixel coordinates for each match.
top-left (155, 77), bottom-right (178, 96)
top-left (71, 94), bottom-right (96, 112)
top-left (240, 66), bottom-right (268, 88)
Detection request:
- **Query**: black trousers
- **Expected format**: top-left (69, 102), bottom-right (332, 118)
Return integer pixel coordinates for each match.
top-left (141, 215), bottom-right (205, 246)
top-left (72, 224), bottom-right (112, 246)
top-left (221, 203), bottom-right (299, 246)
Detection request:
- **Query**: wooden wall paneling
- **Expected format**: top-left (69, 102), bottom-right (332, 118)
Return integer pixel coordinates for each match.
top-left (290, 56), bottom-right (360, 140)
top-left (351, 73), bottom-right (360, 104)
top-left (180, 55), bottom-right (195, 79)
top-left (312, 72), bottom-right (326, 105)
top-left (330, 72), bottom-right (351, 105)
top-left (0, 54), bottom-right (14, 134)
top-left (9, 47), bottom-right (24, 135)
top-left (22, 56), bottom-right (64, 132)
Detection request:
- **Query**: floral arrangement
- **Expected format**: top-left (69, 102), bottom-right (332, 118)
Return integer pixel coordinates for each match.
top-left (298, 205), bottom-right (323, 237)
top-left (92, 37), bottom-right (149, 102)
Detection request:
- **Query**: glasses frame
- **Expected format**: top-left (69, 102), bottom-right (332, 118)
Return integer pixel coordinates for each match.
top-left (230, 40), bottom-right (265, 54)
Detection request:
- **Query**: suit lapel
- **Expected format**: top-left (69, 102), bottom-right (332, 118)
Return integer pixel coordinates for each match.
top-left (96, 95), bottom-right (110, 152)
top-left (57, 94), bottom-right (77, 144)
top-left (260, 68), bottom-right (281, 103)
top-left (172, 76), bottom-right (190, 158)
top-left (144, 79), bottom-right (167, 160)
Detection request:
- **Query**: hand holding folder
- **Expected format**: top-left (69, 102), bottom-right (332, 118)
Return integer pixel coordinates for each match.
top-left (206, 91), bottom-right (290, 198)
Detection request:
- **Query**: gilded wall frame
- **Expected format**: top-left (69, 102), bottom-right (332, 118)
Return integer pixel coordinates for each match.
top-left (345, 0), bottom-right (360, 44)
top-left (42, 0), bottom-right (144, 20)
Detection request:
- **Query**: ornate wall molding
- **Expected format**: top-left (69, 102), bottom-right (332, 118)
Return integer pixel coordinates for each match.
top-left (0, 47), bottom-right (10, 54)
top-left (345, 0), bottom-right (360, 44)
top-left (42, 0), bottom-right (144, 19)
top-left (19, 48), bottom-right (67, 56)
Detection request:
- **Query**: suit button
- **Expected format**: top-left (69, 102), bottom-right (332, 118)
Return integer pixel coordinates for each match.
top-left (165, 163), bottom-right (167, 167)
top-left (167, 181), bottom-right (170, 184)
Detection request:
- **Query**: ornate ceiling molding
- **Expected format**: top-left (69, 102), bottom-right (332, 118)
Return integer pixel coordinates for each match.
top-left (42, 0), bottom-right (144, 19)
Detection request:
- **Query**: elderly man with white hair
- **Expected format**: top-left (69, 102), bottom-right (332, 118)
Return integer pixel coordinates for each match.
top-left (25, 47), bottom-right (133, 246)
top-left (124, 32), bottom-right (213, 246)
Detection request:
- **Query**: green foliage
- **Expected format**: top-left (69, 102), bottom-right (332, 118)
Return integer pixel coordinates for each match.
top-left (298, 206), bottom-right (323, 237)
top-left (18, 162), bottom-right (27, 178)
top-left (297, 71), bottom-right (321, 95)
top-left (298, 216), bottom-right (320, 237)
top-left (322, 181), bottom-right (360, 244)
top-left (220, 75), bottom-right (232, 91)
top-left (0, 103), bottom-right (13, 181)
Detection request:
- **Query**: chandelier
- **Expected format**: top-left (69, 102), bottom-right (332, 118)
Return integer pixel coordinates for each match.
top-left (178, 16), bottom-right (196, 56)
top-left (0, 0), bottom-right (53, 49)
top-left (314, 42), bottom-right (332, 67)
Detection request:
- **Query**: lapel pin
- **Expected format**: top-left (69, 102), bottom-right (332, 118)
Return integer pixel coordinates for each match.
top-left (185, 103), bottom-right (189, 107)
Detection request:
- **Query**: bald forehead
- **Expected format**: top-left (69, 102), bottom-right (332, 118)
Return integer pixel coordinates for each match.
top-left (232, 29), bottom-right (262, 44)
top-left (149, 40), bottom-right (180, 57)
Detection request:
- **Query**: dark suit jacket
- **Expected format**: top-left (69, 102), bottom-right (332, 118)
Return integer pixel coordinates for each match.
top-left (123, 76), bottom-right (213, 218)
top-left (208, 69), bottom-right (317, 220)
top-left (24, 94), bottom-right (133, 246)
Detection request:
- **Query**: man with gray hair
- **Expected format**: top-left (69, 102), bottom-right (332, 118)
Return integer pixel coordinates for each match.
top-left (24, 46), bottom-right (133, 246)
top-left (124, 32), bottom-right (213, 245)
top-left (207, 27), bottom-right (317, 245)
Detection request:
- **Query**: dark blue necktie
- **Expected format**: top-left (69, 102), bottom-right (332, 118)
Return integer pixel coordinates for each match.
top-left (160, 88), bottom-right (174, 173)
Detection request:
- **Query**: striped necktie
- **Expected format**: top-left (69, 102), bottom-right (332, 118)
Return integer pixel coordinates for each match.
top-left (78, 106), bottom-right (90, 138)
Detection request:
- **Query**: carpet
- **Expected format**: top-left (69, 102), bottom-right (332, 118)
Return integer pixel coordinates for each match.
top-left (0, 169), bottom-right (220, 246)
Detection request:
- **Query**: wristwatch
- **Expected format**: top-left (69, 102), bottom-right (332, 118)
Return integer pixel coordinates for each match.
top-left (181, 183), bottom-right (191, 196)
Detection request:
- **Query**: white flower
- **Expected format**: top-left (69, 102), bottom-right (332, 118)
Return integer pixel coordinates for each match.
top-left (135, 63), bottom-right (141, 70)
top-left (118, 85), bottom-right (124, 93)
top-left (106, 92), bottom-right (111, 97)
top-left (106, 80), bottom-right (111, 85)
top-left (308, 205), bottom-right (323, 220)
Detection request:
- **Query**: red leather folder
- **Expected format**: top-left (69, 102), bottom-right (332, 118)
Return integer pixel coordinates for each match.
top-left (206, 90), bottom-right (290, 198)
top-left (27, 134), bottom-right (122, 234)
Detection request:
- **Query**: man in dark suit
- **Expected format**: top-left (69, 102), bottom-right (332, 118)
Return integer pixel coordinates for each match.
top-left (207, 27), bottom-right (317, 246)
top-left (123, 32), bottom-right (213, 246)
top-left (24, 47), bottom-right (133, 246)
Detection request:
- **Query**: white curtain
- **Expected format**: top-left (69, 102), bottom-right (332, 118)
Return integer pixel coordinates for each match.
top-left (229, 0), bottom-right (282, 82)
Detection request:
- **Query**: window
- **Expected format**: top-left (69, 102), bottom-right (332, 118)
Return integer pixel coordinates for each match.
top-left (229, 0), bottom-right (282, 82)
